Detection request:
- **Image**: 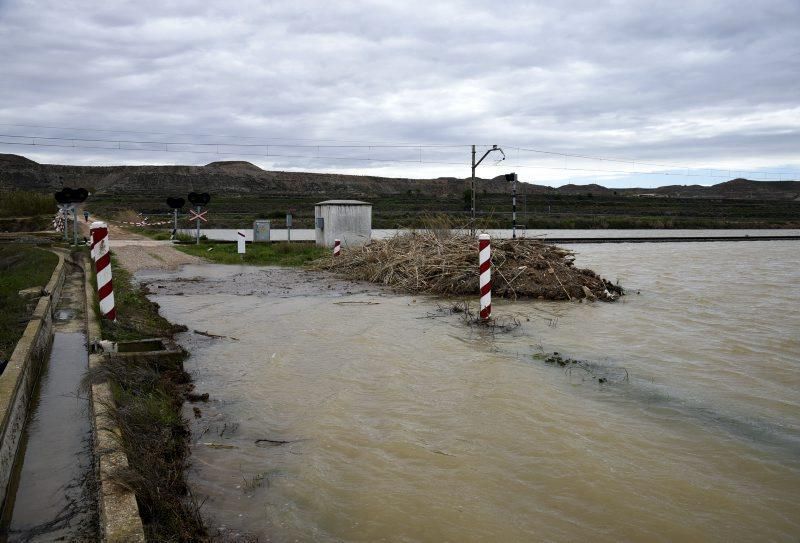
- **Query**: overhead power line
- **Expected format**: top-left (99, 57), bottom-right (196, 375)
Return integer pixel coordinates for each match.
top-left (0, 133), bottom-right (467, 150)
top-left (0, 123), bottom-right (470, 148)
top-left (1, 122), bottom-right (796, 179)
top-left (0, 138), bottom-right (466, 166)
top-left (0, 135), bottom-right (791, 181)
top-left (507, 146), bottom-right (795, 178)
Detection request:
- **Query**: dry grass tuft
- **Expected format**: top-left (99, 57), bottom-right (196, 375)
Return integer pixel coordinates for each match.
top-left (82, 357), bottom-right (207, 542)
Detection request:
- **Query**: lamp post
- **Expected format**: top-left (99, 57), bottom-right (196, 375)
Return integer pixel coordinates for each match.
top-left (470, 144), bottom-right (505, 235)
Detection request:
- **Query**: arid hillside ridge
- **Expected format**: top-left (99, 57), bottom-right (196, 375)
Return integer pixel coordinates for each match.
top-left (1, 153), bottom-right (798, 200)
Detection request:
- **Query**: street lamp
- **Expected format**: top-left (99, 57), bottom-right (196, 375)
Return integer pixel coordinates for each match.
top-left (471, 144), bottom-right (505, 234)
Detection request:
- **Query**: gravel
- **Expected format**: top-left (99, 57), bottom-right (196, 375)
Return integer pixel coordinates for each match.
top-left (112, 244), bottom-right (201, 273)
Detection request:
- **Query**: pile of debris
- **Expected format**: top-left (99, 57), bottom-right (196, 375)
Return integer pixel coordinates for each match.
top-left (312, 232), bottom-right (623, 301)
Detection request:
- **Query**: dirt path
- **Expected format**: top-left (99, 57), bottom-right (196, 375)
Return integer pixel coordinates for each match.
top-left (78, 217), bottom-right (201, 274)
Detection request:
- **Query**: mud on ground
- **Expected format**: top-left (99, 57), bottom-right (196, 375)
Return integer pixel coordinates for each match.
top-left (138, 264), bottom-right (386, 299)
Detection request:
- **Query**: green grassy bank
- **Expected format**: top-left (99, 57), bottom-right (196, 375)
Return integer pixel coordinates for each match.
top-left (0, 245), bottom-right (58, 361)
top-left (0, 191), bottom-right (58, 233)
top-left (96, 256), bottom-right (188, 342)
top-left (88, 252), bottom-right (206, 540)
top-left (176, 240), bottom-right (325, 266)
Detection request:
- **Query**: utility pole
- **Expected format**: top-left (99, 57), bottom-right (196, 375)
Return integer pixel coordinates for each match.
top-left (470, 144), bottom-right (505, 235)
top-left (471, 145), bottom-right (476, 228)
top-left (73, 206), bottom-right (78, 246)
top-left (512, 174), bottom-right (517, 239)
top-left (505, 173), bottom-right (518, 239)
top-left (59, 177), bottom-right (67, 242)
top-left (511, 173), bottom-right (517, 239)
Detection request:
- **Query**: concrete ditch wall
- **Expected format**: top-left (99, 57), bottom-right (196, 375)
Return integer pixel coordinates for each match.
top-left (81, 254), bottom-right (146, 542)
top-left (0, 249), bottom-right (66, 509)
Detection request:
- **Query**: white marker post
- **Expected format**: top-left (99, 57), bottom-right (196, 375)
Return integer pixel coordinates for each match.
top-left (237, 231), bottom-right (246, 254)
top-left (333, 239), bottom-right (341, 257)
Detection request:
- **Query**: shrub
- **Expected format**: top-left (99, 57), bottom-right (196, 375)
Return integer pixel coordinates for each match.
top-left (0, 191), bottom-right (56, 217)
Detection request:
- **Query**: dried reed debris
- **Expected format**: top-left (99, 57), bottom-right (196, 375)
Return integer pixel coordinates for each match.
top-left (312, 232), bottom-right (623, 301)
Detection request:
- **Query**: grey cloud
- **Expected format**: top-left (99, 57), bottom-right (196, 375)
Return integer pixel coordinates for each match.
top-left (0, 0), bottom-right (798, 187)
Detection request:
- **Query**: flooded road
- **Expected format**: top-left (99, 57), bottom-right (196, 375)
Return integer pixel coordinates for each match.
top-left (143, 241), bottom-right (800, 541)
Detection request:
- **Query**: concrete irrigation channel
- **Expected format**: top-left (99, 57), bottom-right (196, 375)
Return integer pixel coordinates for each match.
top-left (0, 248), bottom-right (145, 541)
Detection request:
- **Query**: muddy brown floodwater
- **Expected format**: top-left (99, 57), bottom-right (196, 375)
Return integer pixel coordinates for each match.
top-left (140, 240), bottom-right (800, 542)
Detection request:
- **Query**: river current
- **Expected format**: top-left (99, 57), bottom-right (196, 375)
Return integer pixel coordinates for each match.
top-left (142, 240), bottom-right (800, 541)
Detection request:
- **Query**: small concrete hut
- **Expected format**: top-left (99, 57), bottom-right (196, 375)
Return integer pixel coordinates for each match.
top-left (314, 200), bottom-right (372, 248)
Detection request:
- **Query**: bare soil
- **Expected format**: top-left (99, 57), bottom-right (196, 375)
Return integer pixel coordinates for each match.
top-left (79, 217), bottom-right (201, 273)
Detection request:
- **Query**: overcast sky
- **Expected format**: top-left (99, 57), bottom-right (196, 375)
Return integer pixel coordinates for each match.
top-left (1, 0), bottom-right (799, 187)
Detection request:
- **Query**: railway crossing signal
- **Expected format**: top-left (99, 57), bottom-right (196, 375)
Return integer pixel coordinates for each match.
top-left (188, 192), bottom-right (210, 206)
top-left (187, 192), bottom-right (211, 244)
top-left (188, 209), bottom-right (208, 222)
top-left (54, 187), bottom-right (89, 245)
top-left (166, 197), bottom-right (185, 239)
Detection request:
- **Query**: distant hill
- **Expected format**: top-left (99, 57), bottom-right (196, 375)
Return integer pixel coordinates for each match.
top-left (0, 153), bottom-right (38, 166)
top-left (1, 153), bottom-right (798, 200)
top-left (555, 183), bottom-right (614, 195)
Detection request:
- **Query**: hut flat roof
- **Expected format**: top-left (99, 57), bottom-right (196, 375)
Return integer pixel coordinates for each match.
top-left (315, 200), bottom-right (371, 205)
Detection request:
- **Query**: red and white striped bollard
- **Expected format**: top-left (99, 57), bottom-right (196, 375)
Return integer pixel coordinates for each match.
top-left (478, 233), bottom-right (491, 320)
top-left (90, 221), bottom-right (116, 321)
top-left (333, 239), bottom-right (341, 256)
top-left (89, 222), bottom-right (100, 261)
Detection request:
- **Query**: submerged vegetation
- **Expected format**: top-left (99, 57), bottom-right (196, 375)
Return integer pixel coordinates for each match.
top-left (532, 351), bottom-right (630, 384)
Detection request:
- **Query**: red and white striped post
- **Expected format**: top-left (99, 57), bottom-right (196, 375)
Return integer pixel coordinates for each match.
top-left (478, 233), bottom-right (491, 320)
top-left (333, 239), bottom-right (341, 257)
top-left (90, 221), bottom-right (116, 321)
top-left (89, 222), bottom-right (100, 261)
